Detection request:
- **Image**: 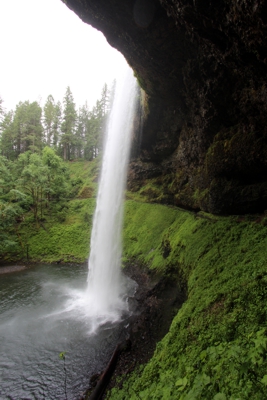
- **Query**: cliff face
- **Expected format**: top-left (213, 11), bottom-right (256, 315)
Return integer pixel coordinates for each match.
top-left (64, 0), bottom-right (267, 214)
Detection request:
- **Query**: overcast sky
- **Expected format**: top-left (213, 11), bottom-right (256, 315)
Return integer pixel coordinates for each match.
top-left (0, 0), bottom-right (127, 112)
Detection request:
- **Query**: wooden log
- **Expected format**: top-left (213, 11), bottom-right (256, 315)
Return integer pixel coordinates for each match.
top-left (89, 339), bottom-right (131, 400)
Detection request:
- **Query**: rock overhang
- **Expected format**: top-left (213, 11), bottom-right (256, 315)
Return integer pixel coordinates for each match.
top-left (63, 0), bottom-right (267, 214)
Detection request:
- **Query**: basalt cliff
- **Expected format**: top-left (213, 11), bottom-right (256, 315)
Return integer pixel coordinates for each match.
top-left (64, 0), bottom-right (267, 214)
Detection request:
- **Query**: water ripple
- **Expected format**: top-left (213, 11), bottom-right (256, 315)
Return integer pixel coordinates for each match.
top-left (0, 264), bottom-right (134, 399)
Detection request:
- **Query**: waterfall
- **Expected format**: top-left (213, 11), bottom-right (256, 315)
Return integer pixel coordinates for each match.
top-left (86, 66), bottom-right (137, 325)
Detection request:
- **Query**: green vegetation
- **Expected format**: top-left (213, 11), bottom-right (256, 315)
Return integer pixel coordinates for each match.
top-left (0, 83), bottom-right (114, 161)
top-left (0, 83), bottom-right (109, 261)
top-left (1, 124), bottom-right (267, 398)
top-left (0, 157), bottom-right (98, 263)
top-left (20, 197), bottom-right (95, 263)
top-left (109, 201), bottom-right (267, 399)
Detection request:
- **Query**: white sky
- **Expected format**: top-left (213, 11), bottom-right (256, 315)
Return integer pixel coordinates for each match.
top-left (0, 0), bottom-right (128, 112)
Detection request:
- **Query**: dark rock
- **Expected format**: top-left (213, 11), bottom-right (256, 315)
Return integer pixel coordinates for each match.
top-left (64, 0), bottom-right (267, 214)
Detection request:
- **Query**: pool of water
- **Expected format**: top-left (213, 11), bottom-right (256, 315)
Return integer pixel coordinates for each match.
top-left (0, 264), bottom-right (135, 400)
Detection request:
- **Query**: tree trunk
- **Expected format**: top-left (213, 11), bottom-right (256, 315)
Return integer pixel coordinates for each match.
top-left (89, 340), bottom-right (131, 400)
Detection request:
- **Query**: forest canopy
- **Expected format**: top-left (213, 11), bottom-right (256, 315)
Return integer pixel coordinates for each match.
top-left (0, 82), bottom-right (114, 162)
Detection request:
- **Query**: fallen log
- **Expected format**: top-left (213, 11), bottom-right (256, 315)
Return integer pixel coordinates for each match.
top-left (88, 339), bottom-right (131, 400)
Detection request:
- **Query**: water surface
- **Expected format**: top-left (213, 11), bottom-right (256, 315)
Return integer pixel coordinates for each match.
top-left (0, 264), bottom-right (132, 400)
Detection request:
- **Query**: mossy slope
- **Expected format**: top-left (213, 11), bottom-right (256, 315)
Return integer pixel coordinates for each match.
top-left (110, 201), bottom-right (267, 399)
top-left (23, 198), bottom-right (95, 263)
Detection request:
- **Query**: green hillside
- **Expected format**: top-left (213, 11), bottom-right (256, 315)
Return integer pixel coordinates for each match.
top-left (109, 202), bottom-right (267, 399)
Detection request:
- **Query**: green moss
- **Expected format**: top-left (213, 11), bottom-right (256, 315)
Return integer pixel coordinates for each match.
top-left (193, 188), bottom-right (209, 203)
top-left (18, 197), bottom-right (96, 263)
top-left (139, 182), bottom-right (163, 202)
top-left (110, 201), bottom-right (267, 399)
top-left (123, 201), bottom-right (177, 268)
top-left (127, 177), bottom-right (173, 204)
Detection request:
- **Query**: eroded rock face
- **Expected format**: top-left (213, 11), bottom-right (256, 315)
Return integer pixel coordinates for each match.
top-left (64, 0), bottom-right (267, 214)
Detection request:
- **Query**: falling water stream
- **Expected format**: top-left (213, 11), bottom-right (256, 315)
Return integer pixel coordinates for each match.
top-left (86, 66), bottom-right (137, 326)
top-left (0, 65), bottom-right (137, 399)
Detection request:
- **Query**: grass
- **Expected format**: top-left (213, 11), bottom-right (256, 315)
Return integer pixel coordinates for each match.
top-left (109, 201), bottom-right (267, 399)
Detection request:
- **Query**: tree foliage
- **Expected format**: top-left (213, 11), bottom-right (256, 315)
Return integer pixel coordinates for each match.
top-left (0, 83), bottom-right (113, 258)
top-left (0, 101), bottom-right (43, 159)
top-left (60, 86), bottom-right (77, 161)
top-left (0, 82), bottom-right (113, 162)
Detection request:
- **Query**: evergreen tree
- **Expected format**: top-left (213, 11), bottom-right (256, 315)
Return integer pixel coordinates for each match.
top-left (94, 82), bottom-right (113, 154)
top-left (24, 101), bottom-right (44, 153)
top-left (11, 101), bottom-right (43, 156)
top-left (83, 108), bottom-right (96, 161)
top-left (43, 95), bottom-right (56, 147)
top-left (76, 103), bottom-right (89, 159)
top-left (0, 82), bottom-right (114, 163)
top-left (91, 100), bottom-right (103, 157)
top-left (80, 83), bottom-right (113, 160)
top-left (1, 101), bottom-right (44, 159)
top-left (0, 111), bottom-right (15, 159)
top-left (60, 87), bottom-right (77, 160)
top-left (52, 101), bottom-right (62, 150)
